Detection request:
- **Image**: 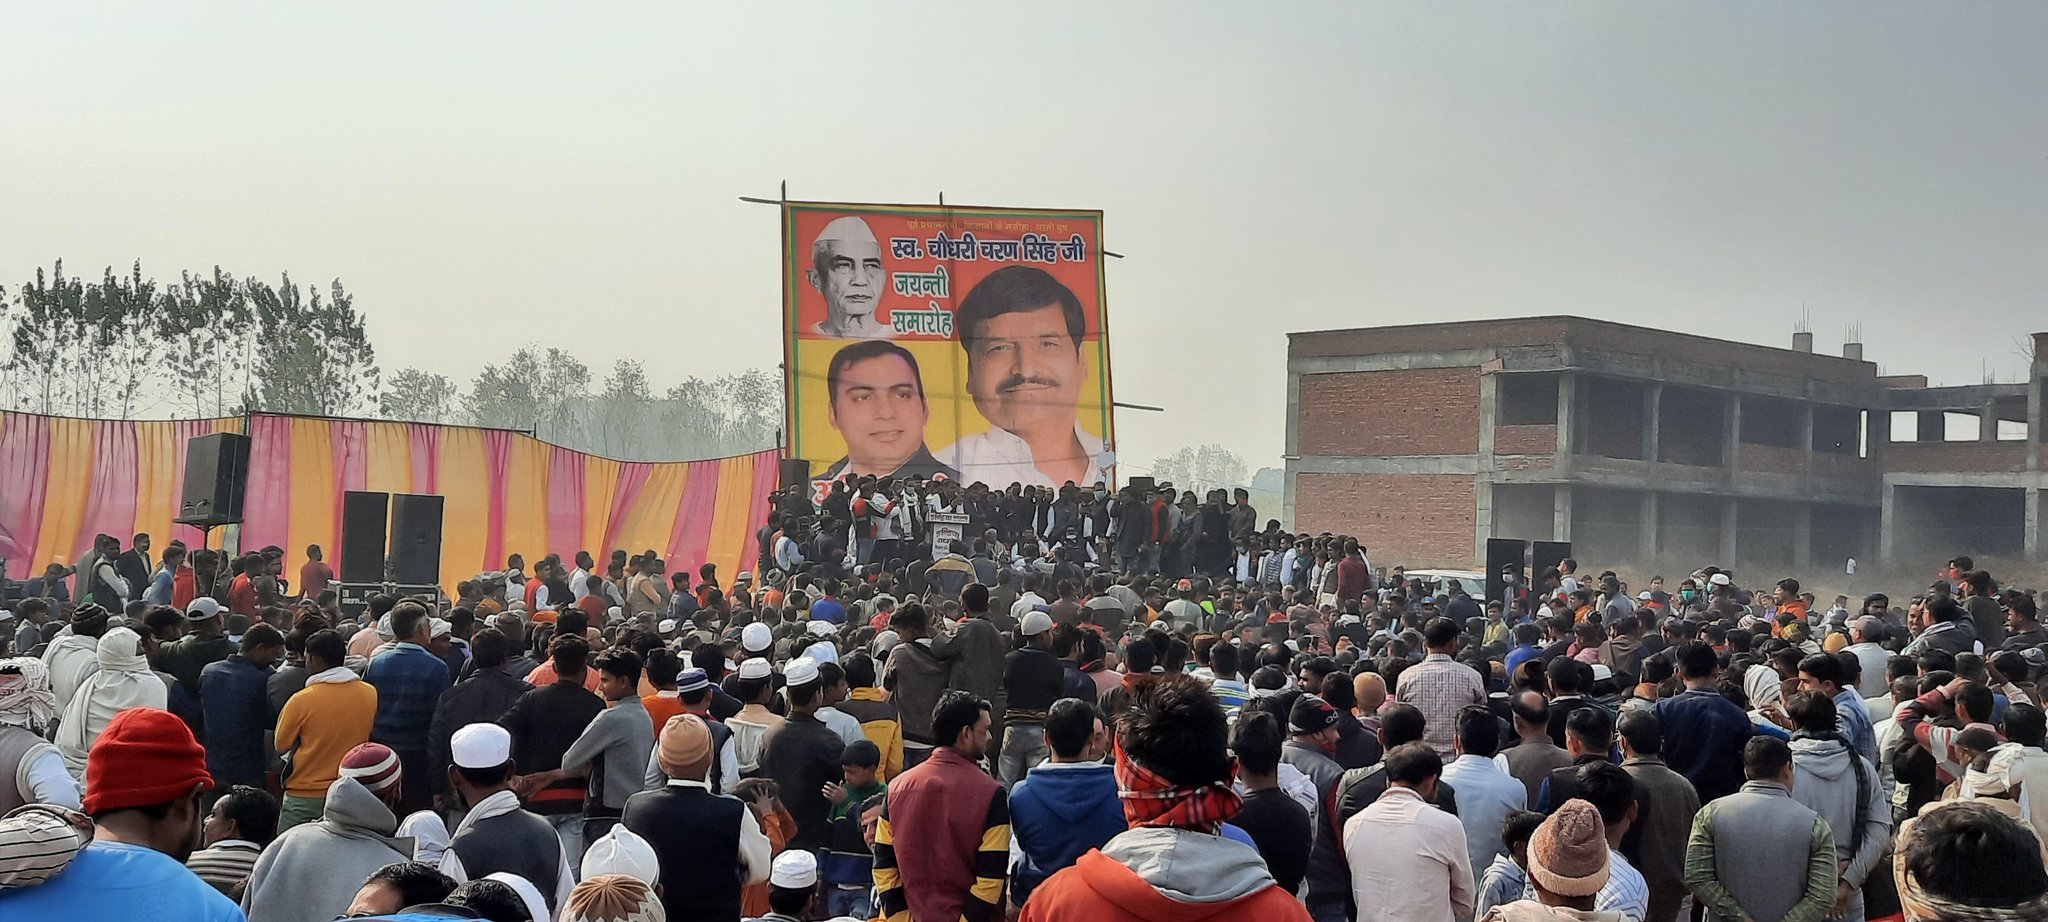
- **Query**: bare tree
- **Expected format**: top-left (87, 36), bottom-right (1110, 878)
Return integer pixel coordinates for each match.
top-left (379, 367), bottom-right (461, 423)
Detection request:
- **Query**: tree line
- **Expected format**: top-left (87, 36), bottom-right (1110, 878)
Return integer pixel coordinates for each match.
top-left (0, 260), bottom-right (777, 461)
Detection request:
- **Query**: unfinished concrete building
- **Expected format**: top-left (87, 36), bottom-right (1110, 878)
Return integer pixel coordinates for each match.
top-left (1283, 317), bottom-right (2047, 571)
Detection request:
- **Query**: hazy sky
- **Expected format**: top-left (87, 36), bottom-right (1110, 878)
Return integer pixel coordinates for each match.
top-left (6, 2), bottom-right (2045, 478)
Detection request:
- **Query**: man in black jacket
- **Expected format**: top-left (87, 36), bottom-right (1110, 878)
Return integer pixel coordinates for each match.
top-left (116, 533), bottom-right (152, 604)
top-left (998, 610), bottom-right (1066, 787)
top-left (429, 628), bottom-right (530, 808)
top-left (498, 636), bottom-right (605, 856)
top-left (760, 657), bottom-right (849, 851)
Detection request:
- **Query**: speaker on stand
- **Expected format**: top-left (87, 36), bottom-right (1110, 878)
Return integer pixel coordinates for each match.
top-left (779, 458), bottom-right (812, 491)
top-left (175, 433), bottom-right (252, 528)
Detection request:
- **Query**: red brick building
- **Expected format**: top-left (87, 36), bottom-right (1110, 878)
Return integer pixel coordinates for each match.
top-left (1285, 317), bottom-right (2047, 570)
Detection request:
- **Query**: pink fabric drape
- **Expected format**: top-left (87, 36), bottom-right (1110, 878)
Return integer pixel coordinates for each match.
top-left (0, 413), bottom-right (50, 564)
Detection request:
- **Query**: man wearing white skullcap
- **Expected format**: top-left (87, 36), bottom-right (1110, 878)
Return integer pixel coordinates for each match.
top-left (741, 623), bottom-right (775, 658)
top-left (753, 850), bottom-right (820, 921)
top-left (807, 216), bottom-right (890, 339)
top-left (582, 825), bottom-right (661, 886)
top-left (726, 657), bottom-right (786, 777)
top-left (441, 722), bottom-right (577, 914)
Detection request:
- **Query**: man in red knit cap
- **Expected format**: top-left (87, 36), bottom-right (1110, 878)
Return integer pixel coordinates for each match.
top-left (0, 707), bottom-right (240, 920)
top-left (1022, 675), bottom-right (1311, 922)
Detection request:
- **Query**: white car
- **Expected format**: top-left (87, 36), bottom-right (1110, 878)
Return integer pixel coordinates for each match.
top-left (1396, 569), bottom-right (1487, 596)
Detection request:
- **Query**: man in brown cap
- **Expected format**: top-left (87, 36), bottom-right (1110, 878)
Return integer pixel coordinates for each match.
top-left (1481, 799), bottom-right (1626, 921)
top-left (622, 715), bottom-right (770, 922)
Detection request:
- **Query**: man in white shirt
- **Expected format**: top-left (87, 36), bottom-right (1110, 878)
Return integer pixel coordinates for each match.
top-left (2002, 704), bottom-right (2048, 852)
top-left (867, 481), bottom-right (904, 565)
top-left (1557, 558), bottom-right (1580, 595)
top-left (1441, 706), bottom-right (1530, 879)
top-left (1008, 579), bottom-right (1048, 622)
top-left (1343, 742), bottom-right (1474, 922)
top-left (940, 266), bottom-right (1113, 488)
top-left (773, 531), bottom-right (806, 573)
top-left (568, 552), bottom-right (594, 601)
top-left (1846, 617), bottom-right (1893, 699)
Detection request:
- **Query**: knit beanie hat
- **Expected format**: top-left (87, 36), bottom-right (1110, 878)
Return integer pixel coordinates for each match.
top-left (339, 742), bottom-right (403, 797)
top-left (657, 714), bottom-right (713, 781)
top-left (1528, 799), bottom-right (1610, 897)
top-left (82, 707), bottom-right (213, 814)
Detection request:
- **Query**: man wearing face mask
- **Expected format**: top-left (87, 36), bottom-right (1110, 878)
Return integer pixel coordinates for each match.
top-left (1675, 579), bottom-right (1706, 616)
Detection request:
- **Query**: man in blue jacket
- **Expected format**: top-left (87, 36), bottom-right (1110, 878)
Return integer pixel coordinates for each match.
top-left (199, 623), bottom-right (286, 789)
top-left (1654, 641), bottom-right (1754, 804)
top-left (1007, 697), bottom-right (1125, 907)
top-left (364, 602), bottom-right (453, 814)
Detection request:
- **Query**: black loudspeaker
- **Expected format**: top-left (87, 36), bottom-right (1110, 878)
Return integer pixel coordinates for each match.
top-left (1485, 538), bottom-right (1530, 607)
top-left (389, 494), bottom-right (445, 586)
top-left (340, 492), bottom-right (390, 583)
top-left (1127, 476), bottom-right (1156, 493)
top-left (175, 433), bottom-right (252, 527)
top-left (1532, 541), bottom-right (1573, 581)
top-left (779, 458), bottom-right (811, 490)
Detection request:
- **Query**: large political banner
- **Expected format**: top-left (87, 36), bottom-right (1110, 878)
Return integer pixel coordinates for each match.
top-left (783, 201), bottom-right (1115, 491)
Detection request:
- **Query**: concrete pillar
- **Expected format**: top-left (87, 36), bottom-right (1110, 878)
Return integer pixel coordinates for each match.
top-left (1639, 492), bottom-right (1660, 562)
top-left (1917, 411), bottom-right (1944, 442)
top-left (1283, 367), bottom-right (1301, 530)
top-left (1981, 401), bottom-right (2000, 442)
top-left (1282, 460), bottom-right (1298, 534)
top-left (1718, 498), bottom-right (1739, 564)
top-left (1474, 481), bottom-right (1495, 567)
top-left (1800, 402), bottom-right (1816, 479)
top-left (1880, 483), bottom-right (1897, 562)
top-left (1284, 369), bottom-right (1301, 459)
top-left (1725, 394), bottom-right (1743, 476)
top-left (1554, 484), bottom-right (1574, 543)
top-left (1793, 503), bottom-right (1813, 570)
top-left (1555, 372), bottom-right (1577, 471)
top-left (2027, 488), bottom-right (2041, 563)
top-left (2032, 369), bottom-right (2044, 473)
top-left (1477, 373), bottom-right (1498, 470)
top-left (1642, 383), bottom-right (1662, 463)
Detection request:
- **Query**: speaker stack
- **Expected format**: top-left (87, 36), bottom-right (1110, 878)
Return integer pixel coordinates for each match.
top-left (337, 491), bottom-right (446, 618)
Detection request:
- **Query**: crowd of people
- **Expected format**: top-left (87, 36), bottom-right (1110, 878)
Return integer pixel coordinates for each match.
top-left (2, 473), bottom-right (2047, 922)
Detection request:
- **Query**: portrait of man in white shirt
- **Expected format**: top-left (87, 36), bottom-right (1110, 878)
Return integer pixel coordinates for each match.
top-left (808, 216), bottom-right (891, 340)
top-left (943, 265), bottom-right (1113, 488)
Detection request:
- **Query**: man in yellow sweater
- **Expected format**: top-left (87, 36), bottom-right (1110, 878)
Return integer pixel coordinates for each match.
top-left (275, 628), bottom-right (378, 831)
